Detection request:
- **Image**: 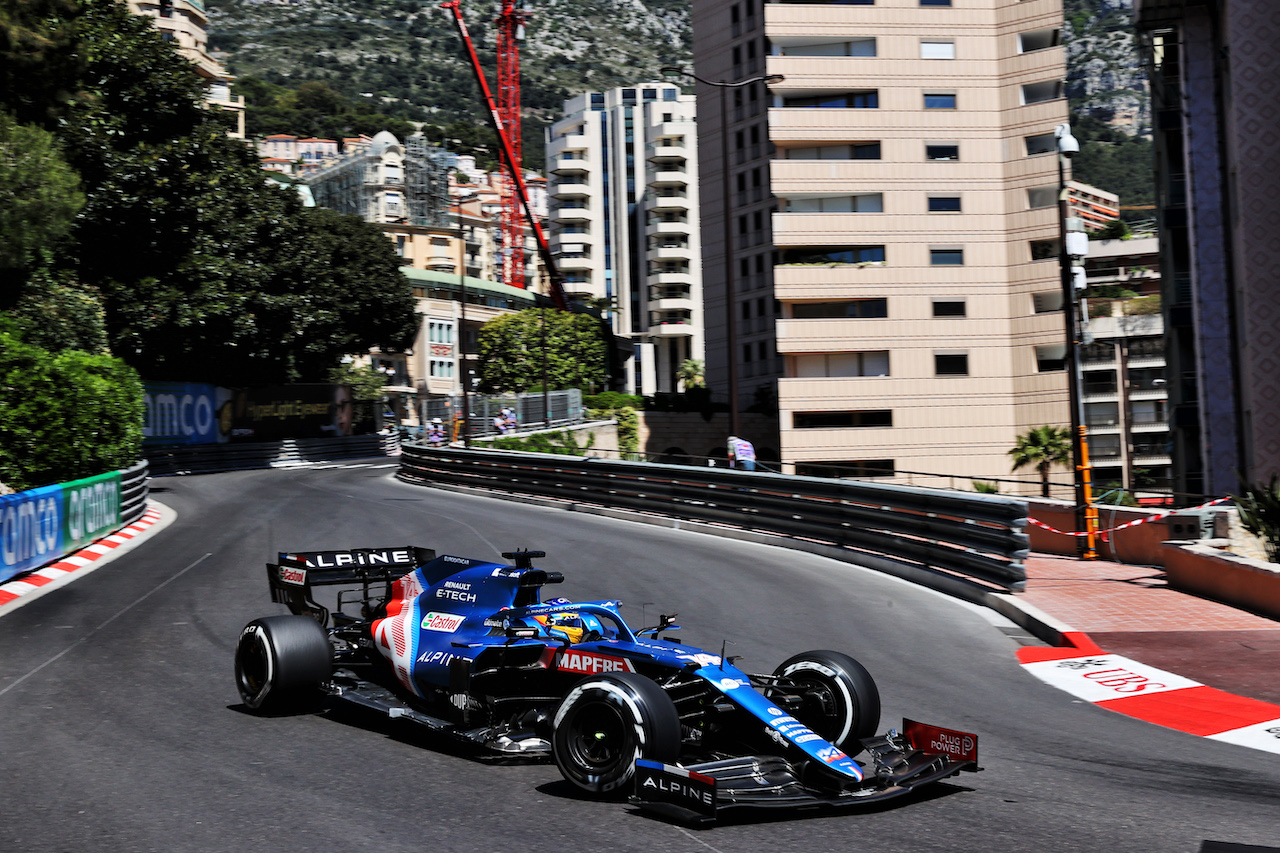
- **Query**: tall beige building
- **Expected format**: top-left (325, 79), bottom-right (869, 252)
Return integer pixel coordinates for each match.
top-left (691, 0), bottom-right (1071, 489)
top-left (128, 0), bottom-right (246, 138)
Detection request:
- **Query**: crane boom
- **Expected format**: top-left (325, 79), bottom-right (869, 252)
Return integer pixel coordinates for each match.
top-left (441, 0), bottom-right (569, 310)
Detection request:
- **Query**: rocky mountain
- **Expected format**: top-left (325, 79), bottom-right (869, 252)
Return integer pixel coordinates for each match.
top-left (1064, 0), bottom-right (1149, 138)
top-left (208, 0), bottom-right (691, 152)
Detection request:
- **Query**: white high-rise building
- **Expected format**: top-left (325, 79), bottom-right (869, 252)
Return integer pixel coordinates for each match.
top-left (546, 85), bottom-right (705, 395)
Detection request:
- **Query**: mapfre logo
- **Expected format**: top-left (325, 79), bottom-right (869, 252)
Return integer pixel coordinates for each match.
top-left (557, 650), bottom-right (636, 675)
top-left (277, 565), bottom-right (307, 586)
top-left (421, 612), bottom-right (465, 632)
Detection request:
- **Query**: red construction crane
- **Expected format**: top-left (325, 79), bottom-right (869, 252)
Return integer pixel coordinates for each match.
top-left (441, 0), bottom-right (568, 310)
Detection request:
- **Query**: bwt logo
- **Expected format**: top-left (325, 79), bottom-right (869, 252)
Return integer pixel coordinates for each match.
top-left (144, 390), bottom-right (218, 440)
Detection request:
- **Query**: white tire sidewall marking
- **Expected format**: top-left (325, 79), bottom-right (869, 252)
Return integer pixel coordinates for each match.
top-left (781, 660), bottom-right (855, 745)
top-left (554, 680), bottom-right (647, 792)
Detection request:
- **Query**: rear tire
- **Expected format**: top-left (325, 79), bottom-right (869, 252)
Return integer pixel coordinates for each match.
top-left (552, 671), bottom-right (681, 797)
top-left (772, 650), bottom-right (880, 750)
top-left (234, 615), bottom-right (331, 712)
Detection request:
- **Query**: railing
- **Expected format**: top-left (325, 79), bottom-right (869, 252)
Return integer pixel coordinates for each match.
top-left (397, 447), bottom-right (1030, 591)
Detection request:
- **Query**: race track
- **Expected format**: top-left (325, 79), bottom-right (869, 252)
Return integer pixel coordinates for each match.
top-left (2, 464), bottom-right (1277, 852)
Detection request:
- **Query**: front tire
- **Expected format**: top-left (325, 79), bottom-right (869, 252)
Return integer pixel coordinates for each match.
top-left (772, 650), bottom-right (880, 750)
top-left (551, 671), bottom-right (681, 797)
top-left (234, 615), bottom-right (331, 712)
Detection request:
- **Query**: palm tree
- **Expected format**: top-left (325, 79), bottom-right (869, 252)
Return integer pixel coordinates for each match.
top-left (1008, 425), bottom-right (1072, 497)
top-left (676, 358), bottom-right (705, 391)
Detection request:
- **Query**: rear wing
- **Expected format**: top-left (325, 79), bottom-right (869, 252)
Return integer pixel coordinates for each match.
top-left (267, 546), bottom-right (436, 624)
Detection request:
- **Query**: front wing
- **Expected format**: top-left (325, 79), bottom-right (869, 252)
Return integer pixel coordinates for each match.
top-left (632, 720), bottom-right (979, 824)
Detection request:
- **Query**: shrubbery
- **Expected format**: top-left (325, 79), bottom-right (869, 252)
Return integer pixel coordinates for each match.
top-left (583, 392), bottom-right (642, 410)
top-left (0, 327), bottom-right (143, 491)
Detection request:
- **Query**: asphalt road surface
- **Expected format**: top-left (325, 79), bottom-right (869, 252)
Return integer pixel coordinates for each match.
top-left (2, 464), bottom-right (1278, 853)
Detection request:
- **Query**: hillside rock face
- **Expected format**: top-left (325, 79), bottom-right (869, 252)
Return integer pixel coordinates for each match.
top-left (1064, 0), bottom-right (1150, 137)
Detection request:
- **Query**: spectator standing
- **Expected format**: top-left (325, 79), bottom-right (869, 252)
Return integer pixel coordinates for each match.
top-left (727, 436), bottom-right (757, 471)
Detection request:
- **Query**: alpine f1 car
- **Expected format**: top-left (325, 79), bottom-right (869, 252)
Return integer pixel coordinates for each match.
top-left (234, 546), bottom-right (980, 822)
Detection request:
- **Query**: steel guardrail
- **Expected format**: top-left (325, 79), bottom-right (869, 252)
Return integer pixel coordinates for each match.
top-left (144, 434), bottom-right (399, 476)
top-left (119, 460), bottom-right (150, 525)
top-left (397, 446), bottom-right (1029, 591)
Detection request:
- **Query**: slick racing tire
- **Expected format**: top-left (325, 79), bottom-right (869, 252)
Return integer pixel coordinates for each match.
top-left (552, 671), bottom-right (681, 797)
top-left (234, 615), bottom-right (332, 713)
top-left (772, 650), bottom-right (881, 751)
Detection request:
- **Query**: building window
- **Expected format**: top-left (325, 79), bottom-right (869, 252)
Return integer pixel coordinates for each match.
top-left (1033, 291), bottom-right (1064, 313)
top-left (920, 0), bottom-right (952, 5)
top-left (1021, 81), bottom-right (1063, 105)
top-left (1027, 185), bottom-right (1057, 209)
top-left (924, 92), bottom-right (956, 109)
top-left (796, 460), bottom-right (895, 479)
top-left (794, 410), bottom-right (893, 429)
top-left (1036, 344), bottom-right (1066, 372)
top-left (1019, 28), bottom-right (1060, 53)
top-left (925, 143), bottom-right (959, 160)
top-left (920, 40), bottom-right (955, 59)
top-left (792, 299), bottom-right (888, 319)
top-left (784, 91), bottom-right (879, 109)
top-left (783, 193), bottom-right (883, 213)
top-left (935, 353), bottom-right (969, 375)
top-left (932, 300), bottom-right (966, 317)
top-left (928, 196), bottom-right (961, 213)
top-left (930, 248), bottom-right (964, 265)
top-left (1025, 133), bottom-right (1056, 156)
top-left (780, 246), bottom-right (885, 265)
top-left (783, 142), bottom-right (880, 160)
top-left (781, 38), bottom-right (876, 57)
top-left (1030, 238), bottom-right (1059, 261)
top-left (793, 351), bottom-right (890, 378)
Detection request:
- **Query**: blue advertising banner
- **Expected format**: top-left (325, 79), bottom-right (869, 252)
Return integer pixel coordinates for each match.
top-left (143, 382), bottom-right (233, 446)
top-left (0, 472), bottom-right (122, 584)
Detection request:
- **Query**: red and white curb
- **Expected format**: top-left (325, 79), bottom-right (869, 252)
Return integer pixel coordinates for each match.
top-left (1019, 633), bottom-right (1280, 755)
top-left (0, 505), bottom-right (167, 613)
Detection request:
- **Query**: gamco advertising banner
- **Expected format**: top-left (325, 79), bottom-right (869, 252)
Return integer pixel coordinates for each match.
top-left (0, 471), bottom-right (122, 584)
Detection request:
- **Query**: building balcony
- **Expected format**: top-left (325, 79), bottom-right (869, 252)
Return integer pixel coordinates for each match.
top-left (550, 157), bottom-right (591, 176)
top-left (651, 193), bottom-right (690, 211)
top-left (647, 143), bottom-right (689, 161)
top-left (552, 204), bottom-right (592, 221)
top-left (651, 296), bottom-right (694, 312)
top-left (647, 244), bottom-right (692, 262)
top-left (650, 271), bottom-right (693, 287)
top-left (556, 253), bottom-right (593, 271)
top-left (648, 319), bottom-right (695, 337)
top-left (546, 134), bottom-right (589, 157)
top-left (646, 219), bottom-right (690, 237)
top-left (551, 181), bottom-right (591, 198)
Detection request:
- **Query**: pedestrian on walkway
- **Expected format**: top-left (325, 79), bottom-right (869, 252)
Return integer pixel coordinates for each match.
top-left (727, 436), bottom-right (757, 471)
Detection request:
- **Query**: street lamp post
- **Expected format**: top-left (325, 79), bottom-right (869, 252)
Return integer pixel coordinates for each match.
top-left (1056, 122), bottom-right (1099, 558)
top-left (662, 66), bottom-right (783, 438)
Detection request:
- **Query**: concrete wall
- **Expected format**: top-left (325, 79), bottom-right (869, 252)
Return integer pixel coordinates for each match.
top-left (1162, 541), bottom-right (1280, 621)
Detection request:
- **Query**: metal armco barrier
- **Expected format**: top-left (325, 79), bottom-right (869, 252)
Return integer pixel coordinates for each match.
top-left (397, 446), bottom-right (1030, 591)
top-left (119, 460), bottom-right (149, 525)
top-left (144, 434), bottom-right (399, 476)
top-left (1, 460), bottom-right (151, 584)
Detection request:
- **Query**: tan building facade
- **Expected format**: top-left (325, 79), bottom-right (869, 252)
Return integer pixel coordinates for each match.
top-left (127, 0), bottom-right (246, 138)
top-left (691, 0), bottom-right (1072, 491)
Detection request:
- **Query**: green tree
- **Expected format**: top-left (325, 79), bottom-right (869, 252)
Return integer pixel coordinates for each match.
top-left (0, 112), bottom-right (83, 293)
top-left (6, 272), bottom-right (108, 353)
top-left (0, 0), bottom-right (418, 385)
top-left (477, 308), bottom-right (608, 393)
top-left (676, 358), bottom-right (705, 390)
top-left (1009, 425), bottom-right (1073, 498)
top-left (0, 323), bottom-right (143, 490)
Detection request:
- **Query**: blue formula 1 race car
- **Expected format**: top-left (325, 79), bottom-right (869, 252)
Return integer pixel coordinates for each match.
top-left (234, 547), bottom-right (979, 823)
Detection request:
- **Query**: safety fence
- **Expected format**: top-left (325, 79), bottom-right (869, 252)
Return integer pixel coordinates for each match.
top-left (397, 446), bottom-right (1030, 591)
top-left (144, 434), bottom-right (399, 477)
top-left (1, 460), bottom-right (151, 584)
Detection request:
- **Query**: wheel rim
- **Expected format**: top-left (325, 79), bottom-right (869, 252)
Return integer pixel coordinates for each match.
top-left (564, 700), bottom-right (630, 774)
top-left (789, 673), bottom-right (849, 742)
top-left (236, 630), bottom-right (271, 706)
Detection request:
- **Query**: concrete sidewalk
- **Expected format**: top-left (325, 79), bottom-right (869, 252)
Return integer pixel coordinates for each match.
top-left (1017, 552), bottom-right (1280, 706)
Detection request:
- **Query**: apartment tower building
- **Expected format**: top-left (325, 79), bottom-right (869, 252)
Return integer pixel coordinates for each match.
top-left (691, 0), bottom-right (1071, 489)
top-left (546, 86), bottom-right (704, 395)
